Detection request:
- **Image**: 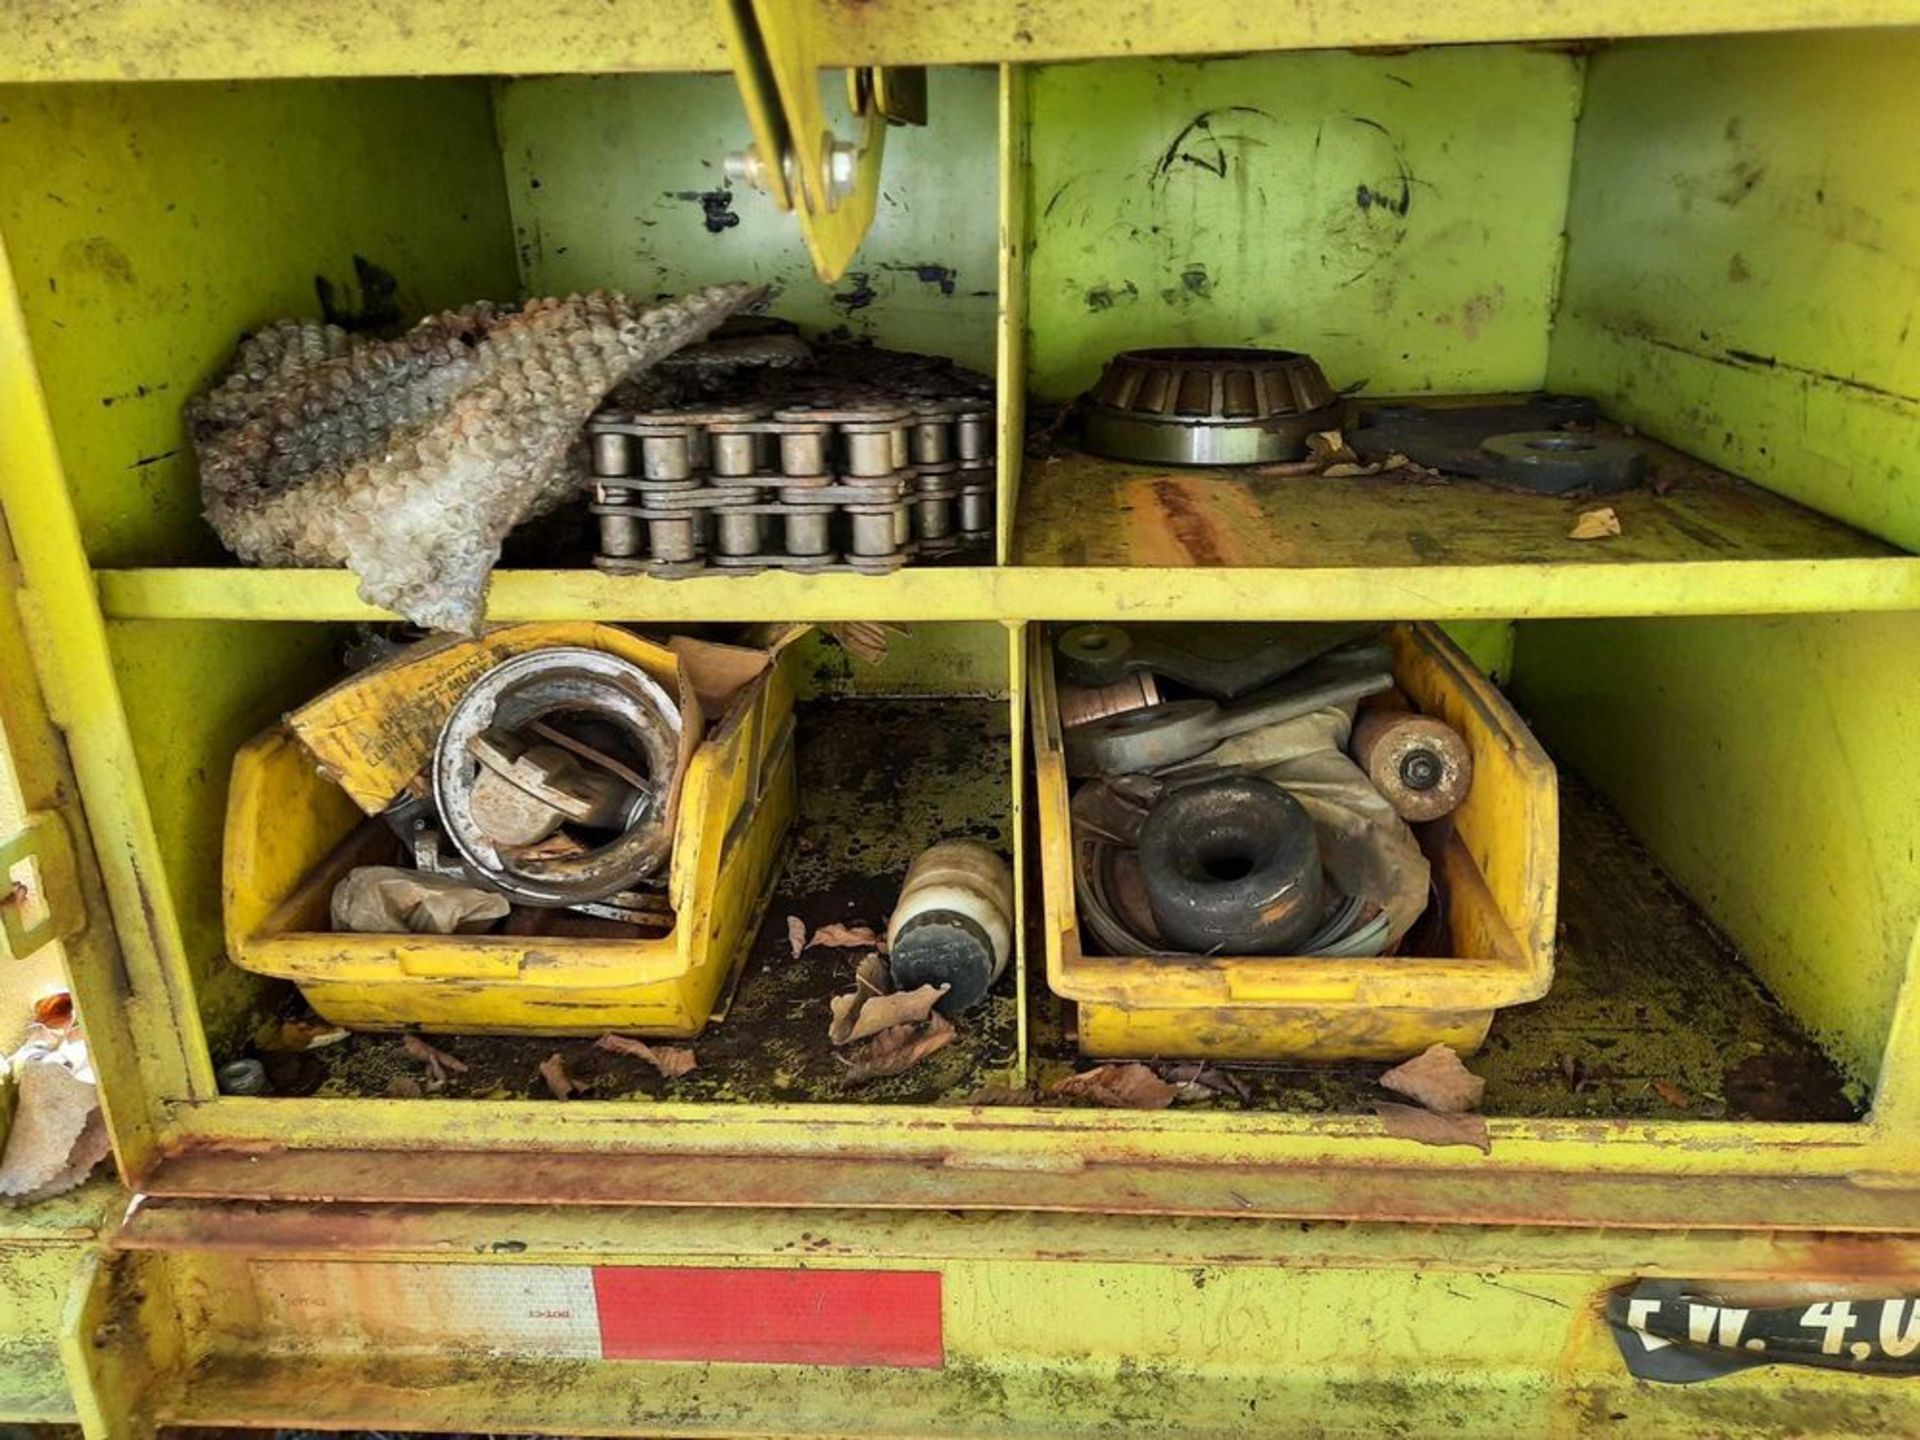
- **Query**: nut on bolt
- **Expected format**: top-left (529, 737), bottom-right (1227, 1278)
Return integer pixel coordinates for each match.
top-left (824, 136), bottom-right (860, 205)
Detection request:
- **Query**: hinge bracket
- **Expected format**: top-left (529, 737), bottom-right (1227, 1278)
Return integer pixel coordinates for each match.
top-left (715, 0), bottom-right (927, 282)
top-left (1, 808), bottom-right (83, 960)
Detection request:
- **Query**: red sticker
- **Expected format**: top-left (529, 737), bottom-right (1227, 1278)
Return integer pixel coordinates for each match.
top-left (592, 1266), bottom-right (944, 1368)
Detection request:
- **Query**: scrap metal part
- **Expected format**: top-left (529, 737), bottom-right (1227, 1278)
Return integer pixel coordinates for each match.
top-left (1063, 645), bottom-right (1395, 778)
top-left (1055, 621), bottom-right (1381, 700)
top-left (1079, 346), bottom-right (1341, 466)
top-left (192, 284), bottom-right (760, 633)
top-left (1069, 774), bottom-right (1389, 959)
top-left (1346, 394), bottom-right (1646, 494)
top-left (584, 346), bottom-right (995, 576)
top-left (432, 647), bottom-right (683, 907)
top-left (1137, 774), bottom-right (1325, 955)
top-left (1349, 708), bottom-right (1474, 823)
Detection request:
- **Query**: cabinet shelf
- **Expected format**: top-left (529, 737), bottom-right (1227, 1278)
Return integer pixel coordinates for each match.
top-left (97, 442), bottom-right (1919, 622)
top-left (96, 555), bottom-right (1919, 624)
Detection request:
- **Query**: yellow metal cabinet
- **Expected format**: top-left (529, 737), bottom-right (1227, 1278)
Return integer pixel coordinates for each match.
top-left (0, 3), bottom-right (1916, 1435)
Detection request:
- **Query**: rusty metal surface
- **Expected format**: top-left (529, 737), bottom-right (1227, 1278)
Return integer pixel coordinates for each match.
top-left (132, 1143), bottom-right (1920, 1232)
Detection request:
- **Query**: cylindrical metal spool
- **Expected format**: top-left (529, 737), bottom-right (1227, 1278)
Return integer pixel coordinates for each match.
top-left (637, 428), bottom-right (696, 481)
top-left (1350, 709), bottom-right (1474, 822)
top-left (591, 429), bottom-right (633, 476)
top-left (710, 429), bottom-right (760, 477)
top-left (843, 423), bottom-right (902, 478)
top-left (714, 509), bottom-right (764, 557)
top-left (848, 507), bottom-right (896, 556)
top-left (954, 409), bottom-right (992, 463)
top-left (779, 476), bottom-right (834, 557)
top-left (774, 424), bottom-right (831, 477)
top-left (644, 506), bottom-right (700, 564)
top-left (910, 401), bottom-right (961, 465)
top-left (957, 491), bottom-right (992, 535)
top-left (596, 494), bottom-right (643, 559)
top-left (913, 463), bottom-right (958, 542)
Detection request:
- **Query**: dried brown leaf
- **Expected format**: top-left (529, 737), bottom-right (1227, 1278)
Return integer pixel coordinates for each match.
top-left (538, 1051), bottom-right (580, 1101)
top-left (1375, 1101), bottom-right (1490, 1153)
top-left (838, 1014), bottom-right (955, 1083)
top-left (827, 991), bottom-right (864, 1045)
top-left (811, 922), bottom-right (883, 950)
top-left (830, 983), bottom-right (947, 1047)
top-left (787, 914), bottom-right (807, 959)
top-left (1568, 505), bottom-right (1622, 541)
top-left (596, 1033), bottom-right (697, 1079)
top-left (384, 1076), bottom-right (425, 1099)
top-left (1379, 1043), bottom-right (1485, 1114)
top-left (827, 621), bottom-right (907, 667)
top-left (1050, 1062), bottom-right (1179, 1110)
top-left (402, 1033), bottom-right (468, 1083)
top-left (1652, 1079), bottom-right (1693, 1109)
top-left (854, 953), bottom-right (891, 993)
top-left (256, 1017), bottom-right (350, 1053)
top-left (1158, 1062), bottom-right (1251, 1101)
top-left (1306, 428), bottom-right (1354, 463)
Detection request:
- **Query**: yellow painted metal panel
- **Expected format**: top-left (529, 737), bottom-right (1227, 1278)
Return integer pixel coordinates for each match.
top-left (0, 528), bottom-right (78, 1044)
top-left (0, 0), bottom-right (724, 83)
top-left (0, 79), bottom-right (519, 565)
top-left (1, 0), bottom-right (1913, 82)
top-left (90, 1203), bottom-right (1920, 1437)
top-left (995, 64), bottom-right (1031, 566)
top-left (0, 227), bottom-right (205, 1150)
top-left (106, 620), bottom-right (350, 1047)
top-left (1548, 31), bottom-right (1920, 552)
top-left (1512, 613), bottom-right (1920, 1095)
top-left (93, 556), bottom-right (1920, 624)
top-left (792, 2), bottom-right (1920, 69)
top-left (1025, 48), bottom-right (1582, 402)
top-left (497, 69), bottom-right (999, 373)
top-left (0, 1181), bottom-right (118, 1424)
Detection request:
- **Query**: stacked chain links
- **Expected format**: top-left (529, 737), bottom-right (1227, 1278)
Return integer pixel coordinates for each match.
top-left (585, 383), bottom-right (993, 577)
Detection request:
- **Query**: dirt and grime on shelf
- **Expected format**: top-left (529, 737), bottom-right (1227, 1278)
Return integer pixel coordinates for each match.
top-left (252, 698), bottom-right (1018, 1105)
top-left (1030, 772), bottom-right (1864, 1123)
top-left (240, 703), bottom-right (1859, 1124)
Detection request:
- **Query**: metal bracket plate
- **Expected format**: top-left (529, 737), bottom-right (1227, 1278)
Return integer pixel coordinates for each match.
top-left (714, 0), bottom-right (924, 281)
top-left (0, 809), bottom-right (82, 960)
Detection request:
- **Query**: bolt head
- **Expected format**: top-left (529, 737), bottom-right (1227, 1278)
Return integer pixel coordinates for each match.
top-left (724, 146), bottom-right (767, 192)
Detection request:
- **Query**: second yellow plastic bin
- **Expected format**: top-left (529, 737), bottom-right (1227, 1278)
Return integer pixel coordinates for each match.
top-left (1032, 622), bottom-right (1559, 1062)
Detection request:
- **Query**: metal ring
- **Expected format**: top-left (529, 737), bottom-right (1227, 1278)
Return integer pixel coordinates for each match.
top-left (433, 648), bottom-right (683, 906)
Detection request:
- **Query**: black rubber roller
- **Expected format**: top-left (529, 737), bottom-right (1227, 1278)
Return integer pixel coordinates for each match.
top-left (1138, 774), bottom-right (1324, 955)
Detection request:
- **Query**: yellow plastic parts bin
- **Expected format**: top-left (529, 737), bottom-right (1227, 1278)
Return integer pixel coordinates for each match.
top-left (1032, 622), bottom-right (1559, 1062)
top-left (222, 647), bottom-right (797, 1036)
